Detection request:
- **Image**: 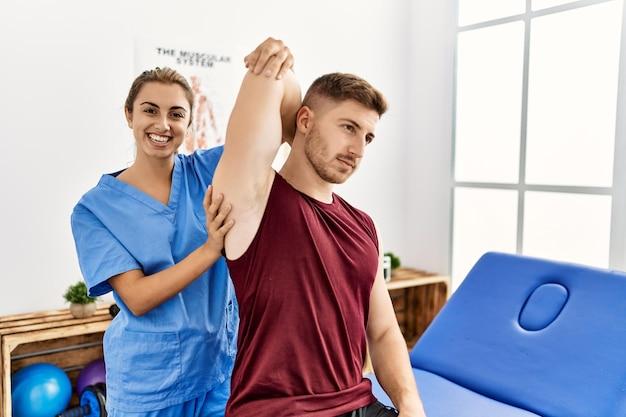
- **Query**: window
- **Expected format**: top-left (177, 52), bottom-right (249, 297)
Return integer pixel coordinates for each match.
top-left (451, 0), bottom-right (626, 289)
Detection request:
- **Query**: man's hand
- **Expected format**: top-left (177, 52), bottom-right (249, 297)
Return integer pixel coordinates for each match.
top-left (203, 185), bottom-right (234, 255)
top-left (244, 37), bottom-right (294, 80)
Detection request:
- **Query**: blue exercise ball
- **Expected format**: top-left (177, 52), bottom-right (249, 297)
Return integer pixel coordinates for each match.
top-left (11, 363), bottom-right (72, 417)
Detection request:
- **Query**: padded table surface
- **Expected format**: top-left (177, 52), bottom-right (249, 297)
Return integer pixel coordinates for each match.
top-left (368, 369), bottom-right (541, 417)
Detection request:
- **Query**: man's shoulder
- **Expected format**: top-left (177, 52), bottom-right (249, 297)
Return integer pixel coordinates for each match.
top-left (332, 194), bottom-right (378, 244)
top-left (334, 193), bottom-right (372, 220)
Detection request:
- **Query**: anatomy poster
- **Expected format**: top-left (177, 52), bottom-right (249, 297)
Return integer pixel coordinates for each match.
top-left (134, 40), bottom-right (240, 154)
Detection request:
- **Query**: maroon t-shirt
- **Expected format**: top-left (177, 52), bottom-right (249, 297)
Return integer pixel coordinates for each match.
top-left (225, 172), bottom-right (379, 417)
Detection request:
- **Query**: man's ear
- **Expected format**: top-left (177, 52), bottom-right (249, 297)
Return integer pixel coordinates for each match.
top-left (124, 108), bottom-right (133, 128)
top-left (296, 105), bottom-right (313, 134)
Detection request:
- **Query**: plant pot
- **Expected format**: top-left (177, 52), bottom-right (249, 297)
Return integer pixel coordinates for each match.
top-left (70, 302), bottom-right (97, 319)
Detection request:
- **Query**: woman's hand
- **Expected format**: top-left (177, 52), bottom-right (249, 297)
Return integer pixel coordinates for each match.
top-left (244, 37), bottom-right (294, 80)
top-left (203, 185), bottom-right (234, 255)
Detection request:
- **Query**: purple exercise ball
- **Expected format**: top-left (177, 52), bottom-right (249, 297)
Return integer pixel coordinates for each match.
top-left (76, 358), bottom-right (106, 394)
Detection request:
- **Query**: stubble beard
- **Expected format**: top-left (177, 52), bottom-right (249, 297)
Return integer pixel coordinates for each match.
top-left (303, 127), bottom-right (351, 184)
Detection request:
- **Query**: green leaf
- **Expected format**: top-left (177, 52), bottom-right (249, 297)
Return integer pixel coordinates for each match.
top-left (384, 251), bottom-right (401, 270)
top-left (63, 281), bottom-right (98, 305)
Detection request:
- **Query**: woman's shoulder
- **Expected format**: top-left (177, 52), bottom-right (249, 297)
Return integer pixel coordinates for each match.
top-left (73, 174), bottom-right (119, 209)
top-left (178, 145), bottom-right (225, 183)
top-left (181, 145), bottom-right (224, 166)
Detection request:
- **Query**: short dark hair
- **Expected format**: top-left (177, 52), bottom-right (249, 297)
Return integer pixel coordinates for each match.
top-left (302, 72), bottom-right (387, 116)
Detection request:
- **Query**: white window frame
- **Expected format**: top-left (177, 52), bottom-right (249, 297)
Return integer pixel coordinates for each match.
top-left (450, 0), bottom-right (626, 282)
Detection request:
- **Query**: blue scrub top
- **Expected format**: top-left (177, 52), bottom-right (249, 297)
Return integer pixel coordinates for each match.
top-left (71, 146), bottom-right (237, 412)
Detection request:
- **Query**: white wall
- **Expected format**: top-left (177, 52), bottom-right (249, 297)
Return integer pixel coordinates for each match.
top-left (2, 0), bottom-right (457, 315)
top-left (403, 0), bottom-right (457, 274)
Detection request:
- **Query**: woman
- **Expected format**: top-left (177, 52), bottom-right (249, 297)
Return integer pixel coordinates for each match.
top-left (71, 38), bottom-right (293, 417)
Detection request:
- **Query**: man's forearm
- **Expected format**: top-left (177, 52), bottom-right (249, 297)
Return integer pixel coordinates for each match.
top-left (369, 326), bottom-right (426, 416)
top-left (280, 71), bottom-right (301, 143)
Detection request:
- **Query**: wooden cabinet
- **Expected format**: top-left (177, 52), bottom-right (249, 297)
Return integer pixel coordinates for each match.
top-left (0, 305), bottom-right (112, 416)
top-left (1, 273), bottom-right (450, 413)
top-left (386, 268), bottom-right (450, 348)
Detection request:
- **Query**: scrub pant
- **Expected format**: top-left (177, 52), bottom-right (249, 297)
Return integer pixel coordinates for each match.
top-left (108, 378), bottom-right (230, 417)
top-left (338, 401), bottom-right (399, 417)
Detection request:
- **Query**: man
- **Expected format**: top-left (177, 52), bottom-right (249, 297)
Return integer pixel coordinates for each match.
top-left (213, 38), bottom-right (427, 417)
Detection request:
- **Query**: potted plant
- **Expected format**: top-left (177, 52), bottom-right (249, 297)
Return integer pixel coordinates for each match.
top-left (63, 281), bottom-right (98, 318)
top-left (384, 251), bottom-right (401, 277)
